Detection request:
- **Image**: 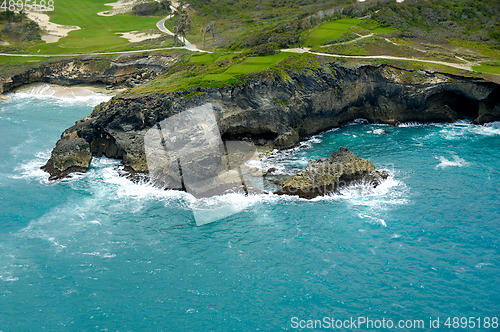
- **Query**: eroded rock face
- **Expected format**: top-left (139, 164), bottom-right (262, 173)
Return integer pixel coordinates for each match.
top-left (41, 137), bottom-right (92, 180)
top-left (41, 63), bottom-right (500, 182)
top-left (275, 147), bottom-right (387, 199)
top-left (1, 55), bottom-right (175, 93)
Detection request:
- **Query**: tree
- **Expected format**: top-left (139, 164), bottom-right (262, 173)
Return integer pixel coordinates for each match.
top-left (174, 12), bottom-right (191, 46)
top-left (201, 21), bottom-right (215, 46)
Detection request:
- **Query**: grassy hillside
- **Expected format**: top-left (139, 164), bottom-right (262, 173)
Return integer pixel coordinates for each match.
top-left (1, 0), bottom-right (499, 91)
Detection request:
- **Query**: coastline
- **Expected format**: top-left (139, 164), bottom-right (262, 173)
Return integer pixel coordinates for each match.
top-left (11, 82), bottom-right (126, 98)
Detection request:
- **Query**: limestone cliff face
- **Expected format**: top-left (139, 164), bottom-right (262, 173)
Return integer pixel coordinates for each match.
top-left (42, 63), bottom-right (500, 180)
top-left (1, 55), bottom-right (176, 93)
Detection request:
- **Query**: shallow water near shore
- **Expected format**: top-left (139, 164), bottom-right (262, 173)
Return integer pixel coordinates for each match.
top-left (0, 91), bottom-right (499, 330)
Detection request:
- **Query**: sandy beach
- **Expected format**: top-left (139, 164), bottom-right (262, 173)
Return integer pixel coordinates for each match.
top-left (12, 82), bottom-right (125, 97)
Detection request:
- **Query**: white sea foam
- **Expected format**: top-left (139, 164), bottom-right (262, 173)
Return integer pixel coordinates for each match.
top-left (436, 121), bottom-right (500, 139)
top-left (358, 213), bottom-right (387, 227)
top-left (8, 83), bottom-right (112, 107)
top-left (398, 122), bottom-right (428, 128)
top-left (435, 154), bottom-right (468, 169)
top-left (484, 121), bottom-right (500, 129)
top-left (370, 128), bottom-right (388, 135)
top-left (11, 150), bottom-right (52, 183)
top-left (475, 262), bottom-right (493, 270)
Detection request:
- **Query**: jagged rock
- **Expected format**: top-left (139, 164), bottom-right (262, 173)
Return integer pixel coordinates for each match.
top-left (275, 147), bottom-right (387, 199)
top-left (41, 137), bottom-right (92, 180)
top-left (0, 55), bottom-right (176, 93)
top-left (39, 63), bottom-right (500, 182)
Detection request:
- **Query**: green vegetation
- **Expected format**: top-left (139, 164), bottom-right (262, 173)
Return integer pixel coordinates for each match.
top-left (304, 18), bottom-right (361, 48)
top-left (24, 0), bottom-right (162, 54)
top-left (472, 62), bottom-right (500, 75)
top-left (1, 0), bottom-right (500, 94)
top-left (0, 56), bottom-right (59, 78)
top-left (0, 11), bottom-right (41, 44)
top-left (128, 52), bottom-right (312, 95)
top-left (189, 52), bottom-right (221, 64)
top-left (133, 0), bottom-right (171, 16)
top-left (205, 52), bottom-right (292, 80)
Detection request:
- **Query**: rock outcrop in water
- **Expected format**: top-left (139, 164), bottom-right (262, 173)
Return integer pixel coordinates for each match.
top-left (41, 63), bottom-right (500, 183)
top-left (275, 147), bottom-right (387, 199)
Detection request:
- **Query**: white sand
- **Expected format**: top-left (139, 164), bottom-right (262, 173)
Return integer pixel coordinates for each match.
top-left (116, 31), bottom-right (162, 43)
top-left (97, 0), bottom-right (141, 16)
top-left (26, 12), bottom-right (80, 43)
top-left (13, 83), bottom-right (121, 97)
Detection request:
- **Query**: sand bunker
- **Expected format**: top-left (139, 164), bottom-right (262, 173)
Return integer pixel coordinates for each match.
top-left (97, 0), bottom-right (141, 16)
top-left (26, 12), bottom-right (80, 43)
top-left (116, 31), bottom-right (162, 43)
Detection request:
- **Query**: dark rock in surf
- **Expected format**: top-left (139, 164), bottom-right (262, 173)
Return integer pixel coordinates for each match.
top-left (275, 147), bottom-right (388, 199)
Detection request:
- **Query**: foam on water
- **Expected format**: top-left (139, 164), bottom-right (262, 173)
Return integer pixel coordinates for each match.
top-left (397, 121), bottom-right (429, 127)
top-left (2, 96), bottom-right (500, 330)
top-left (11, 150), bottom-right (52, 183)
top-left (484, 121), bottom-right (500, 129)
top-left (8, 83), bottom-right (112, 107)
top-left (435, 154), bottom-right (468, 169)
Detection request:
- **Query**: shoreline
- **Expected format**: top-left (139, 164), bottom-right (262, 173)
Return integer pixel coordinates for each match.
top-left (10, 82), bottom-right (126, 98)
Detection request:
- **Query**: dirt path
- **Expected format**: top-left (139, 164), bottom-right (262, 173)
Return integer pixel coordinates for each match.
top-left (306, 50), bottom-right (474, 71)
top-left (320, 33), bottom-right (373, 47)
top-left (2, 47), bottom-right (473, 71)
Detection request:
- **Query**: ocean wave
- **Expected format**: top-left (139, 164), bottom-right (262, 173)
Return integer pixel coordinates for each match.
top-left (358, 213), bottom-right (387, 227)
top-left (7, 83), bottom-right (111, 107)
top-left (435, 154), bottom-right (468, 169)
top-left (11, 150), bottom-right (52, 183)
top-left (484, 121), bottom-right (500, 129)
top-left (398, 121), bottom-right (430, 128)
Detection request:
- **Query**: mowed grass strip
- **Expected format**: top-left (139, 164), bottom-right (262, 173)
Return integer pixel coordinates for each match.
top-left (189, 53), bottom-right (221, 64)
top-left (472, 62), bottom-right (500, 75)
top-left (203, 52), bottom-right (292, 81)
top-left (305, 18), bottom-right (361, 48)
top-left (28, 0), bottom-right (160, 54)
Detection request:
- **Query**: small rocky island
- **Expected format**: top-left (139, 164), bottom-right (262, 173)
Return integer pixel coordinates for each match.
top-left (275, 147), bottom-right (388, 199)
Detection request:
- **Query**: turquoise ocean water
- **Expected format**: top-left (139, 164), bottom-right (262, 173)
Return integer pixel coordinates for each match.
top-left (0, 88), bottom-right (499, 331)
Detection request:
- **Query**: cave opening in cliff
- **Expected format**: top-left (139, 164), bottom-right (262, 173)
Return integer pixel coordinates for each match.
top-left (222, 131), bottom-right (278, 145)
top-left (427, 91), bottom-right (480, 121)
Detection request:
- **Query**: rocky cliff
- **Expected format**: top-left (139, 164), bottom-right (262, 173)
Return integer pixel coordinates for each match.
top-left (1, 55), bottom-right (176, 94)
top-left (41, 63), bottom-right (500, 182)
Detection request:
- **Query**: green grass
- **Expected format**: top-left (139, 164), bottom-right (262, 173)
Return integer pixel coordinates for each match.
top-left (217, 53), bottom-right (239, 61)
top-left (128, 51), bottom-right (300, 95)
top-left (0, 55), bottom-right (56, 77)
top-left (204, 52), bottom-right (291, 80)
top-left (189, 53), bottom-right (221, 64)
top-left (305, 18), bottom-right (361, 48)
top-left (472, 63), bottom-right (500, 75)
top-left (26, 0), bottom-right (162, 54)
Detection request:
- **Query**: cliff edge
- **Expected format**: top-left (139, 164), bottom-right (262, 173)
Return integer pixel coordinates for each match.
top-left (41, 63), bottom-right (500, 183)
